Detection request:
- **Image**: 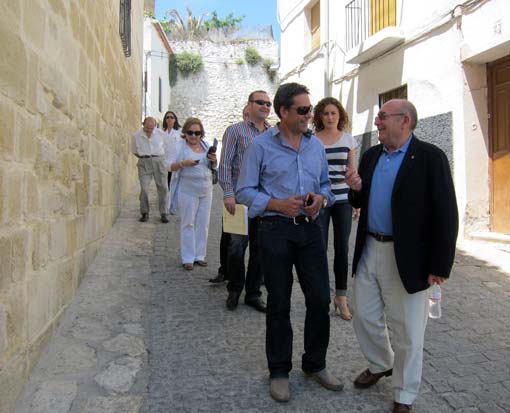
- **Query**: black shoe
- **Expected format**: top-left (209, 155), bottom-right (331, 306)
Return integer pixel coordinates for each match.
top-left (226, 291), bottom-right (240, 310)
top-left (139, 213), bottom-right (149, 222)
top-left (209, 273), bottom-right (225, 283)
top-left (161, 214), bottom-right (169, 223)
top-left (245, 297), bottom-right (266, 313)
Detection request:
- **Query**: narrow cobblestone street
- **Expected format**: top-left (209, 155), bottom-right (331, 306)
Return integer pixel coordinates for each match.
top-left (16, 186), bottom-right (510, 412)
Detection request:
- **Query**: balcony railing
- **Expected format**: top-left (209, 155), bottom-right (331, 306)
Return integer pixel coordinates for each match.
top-left (345, 0), bottom-right (396, 51)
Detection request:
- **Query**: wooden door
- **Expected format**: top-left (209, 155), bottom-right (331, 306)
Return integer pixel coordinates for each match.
top-left (488, 55), bottom-right (510, 233)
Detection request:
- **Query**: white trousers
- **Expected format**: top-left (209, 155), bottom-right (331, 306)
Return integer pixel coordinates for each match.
top-left (177, 190), bottom-right (213, 264)
top-left (353, 236), bottom-right (429, 405)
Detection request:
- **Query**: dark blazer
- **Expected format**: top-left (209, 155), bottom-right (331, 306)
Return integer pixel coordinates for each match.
top-left (349, 135), bottom-right (459, 294)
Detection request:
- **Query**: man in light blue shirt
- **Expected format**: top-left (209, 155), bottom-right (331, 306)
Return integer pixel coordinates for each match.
top-left (236, 83), bottom-right (341, 402)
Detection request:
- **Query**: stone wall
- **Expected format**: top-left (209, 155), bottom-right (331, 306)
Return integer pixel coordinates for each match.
top-left (169, 39), bottom-right (280, 142)
top-left (353, 112), bottom-right (454, 170)
top-left (0, 0), bottom-right (144, 410)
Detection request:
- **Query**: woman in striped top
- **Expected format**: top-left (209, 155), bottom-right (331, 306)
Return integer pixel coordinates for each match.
top-left (313, 97), bottom-right (358, 321)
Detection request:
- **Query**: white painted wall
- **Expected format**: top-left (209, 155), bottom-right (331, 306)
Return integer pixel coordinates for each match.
top-left (278, 0), bottom-right (510, 235)
top-left (143, 19), bottom-right (171, 123)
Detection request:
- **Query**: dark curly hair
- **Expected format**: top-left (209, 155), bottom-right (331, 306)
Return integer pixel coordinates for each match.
top-left (162, 110), bottom-right (181, 131)
top-left (312, 97), bottom-right (350, 132)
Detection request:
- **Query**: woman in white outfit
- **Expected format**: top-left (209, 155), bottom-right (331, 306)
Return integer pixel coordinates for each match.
top-left (168, 117), bottom-right (216, 271)
top-left (162, 110), bottom-right (181, 188)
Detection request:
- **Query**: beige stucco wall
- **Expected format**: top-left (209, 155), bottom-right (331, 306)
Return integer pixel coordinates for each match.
top-left (0, 0), bottom-right (144, 410)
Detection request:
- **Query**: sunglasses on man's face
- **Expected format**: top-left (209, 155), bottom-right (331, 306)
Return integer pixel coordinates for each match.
top-left (291, 105), bottom-right (313, 116)
top-left (186, 130), bottom-right (202, 136)
top-left (250, 99), bottom-right (272, 107)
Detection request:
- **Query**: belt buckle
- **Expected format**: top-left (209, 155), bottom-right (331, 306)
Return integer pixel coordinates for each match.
top-left (293, 216), bottom-right (310, 225)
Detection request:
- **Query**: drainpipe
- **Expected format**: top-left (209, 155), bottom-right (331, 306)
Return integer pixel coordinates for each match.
top-left (324, 0), bottom-right (330, 97)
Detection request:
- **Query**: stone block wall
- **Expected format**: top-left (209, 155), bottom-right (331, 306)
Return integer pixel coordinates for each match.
top-left (169, 39), bottom-right (280, 142)
top-left (0, 0), bottom-right (144, 410)
top-left (353, 112), bottom-right (454, 170)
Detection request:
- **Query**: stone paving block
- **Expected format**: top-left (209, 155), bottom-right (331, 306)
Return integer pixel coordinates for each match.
top-left (70, 317), bottom-right (111, 342)
top-left (43, 340), bottom-right (97, 376)
top-left (477, 402), bottom-right (507, 413)
top-left (30, 381), bottom-right (77, 413)
top-left (94, 356), bottom-right (142, 394)
top-left (84, 395), bottom-right (142, 413)
top-left (442, 391), bottom-right (479, 409)
top-left (102, 333), bottom-right (145, 357)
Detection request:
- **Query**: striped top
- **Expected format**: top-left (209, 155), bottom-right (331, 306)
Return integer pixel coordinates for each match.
top-left (218, 119), bottom-right (271, 198)
top-left (321, 132), bottom-right (357, 203)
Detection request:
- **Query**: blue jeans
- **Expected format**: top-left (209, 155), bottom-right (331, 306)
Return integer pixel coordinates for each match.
top-left (258, 218), bottom-right (330, 378)
top-left (226, 218), bottom-right (262, 301)
top-left (319, 201), bottom-right (352, 294)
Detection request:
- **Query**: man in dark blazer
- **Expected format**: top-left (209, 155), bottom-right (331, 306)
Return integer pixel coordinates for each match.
top-left (345, 99), bottom-right (458, 413)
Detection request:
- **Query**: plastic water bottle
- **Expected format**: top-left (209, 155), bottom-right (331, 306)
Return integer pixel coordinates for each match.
top-left (428, 283), bottom-right (442, 319)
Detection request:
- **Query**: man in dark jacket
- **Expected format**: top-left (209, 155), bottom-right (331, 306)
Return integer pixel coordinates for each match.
top-left (345, 99), bottom-right (458, 413)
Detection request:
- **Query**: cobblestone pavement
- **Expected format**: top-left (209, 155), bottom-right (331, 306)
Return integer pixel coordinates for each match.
top-left (16, 186), bottom-right (510, 412)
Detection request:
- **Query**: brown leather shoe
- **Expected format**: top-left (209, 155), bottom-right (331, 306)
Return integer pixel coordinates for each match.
top-left (393, 402), bottom-right (413, 412)
top-left (353, 368), bottom-right (392, 388)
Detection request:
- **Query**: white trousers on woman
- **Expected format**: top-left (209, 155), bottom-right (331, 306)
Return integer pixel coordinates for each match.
top-left (177, 190), bottom-right (213, 264)
top-left (352, 236), bottom-right (429, 405)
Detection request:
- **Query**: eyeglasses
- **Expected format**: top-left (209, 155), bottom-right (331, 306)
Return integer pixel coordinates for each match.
top-left (291, 105), bottom-right (313, 116)
top-left (186, 130), bottom-right (202, 136)
top-left (166, 115), bottom-right (175, 119)
top-left (376, 112), bottom-right (406, 120)
top-left (250, 100), bottom-right (272, 107)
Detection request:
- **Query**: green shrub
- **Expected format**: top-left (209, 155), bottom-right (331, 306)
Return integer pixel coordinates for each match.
top-left (235, 58), bottom-right (244, 65)
top-left (262, 58), bottom-right (276, 82)
top-left (245, 47), bottom-right (262, 65)
top-left (175, 51), bottom-right (203, 77)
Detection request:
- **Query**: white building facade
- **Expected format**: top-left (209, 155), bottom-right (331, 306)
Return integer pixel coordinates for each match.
top-left (278, 0), bottom-right (510, 237)
top-left (143, 18), bottom-right (173, 123)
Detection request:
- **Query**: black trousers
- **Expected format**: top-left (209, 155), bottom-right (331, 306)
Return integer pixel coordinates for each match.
top-left (258, 218), bottom-right (331, 378)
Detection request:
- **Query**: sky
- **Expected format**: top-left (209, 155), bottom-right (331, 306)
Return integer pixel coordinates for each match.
top-left (154, 0), bottom-right (281, 43)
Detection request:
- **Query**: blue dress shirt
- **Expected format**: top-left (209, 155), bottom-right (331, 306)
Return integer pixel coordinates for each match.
top-left (367, 135), bottom-right (413, 235)
top-left (236, 126), bottom-right (335, 218)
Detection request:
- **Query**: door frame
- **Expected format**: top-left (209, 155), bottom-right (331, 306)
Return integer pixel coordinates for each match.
top-left (487, 54), bottom-right (510, 232)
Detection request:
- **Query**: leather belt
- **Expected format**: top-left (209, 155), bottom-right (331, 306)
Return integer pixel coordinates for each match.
top-left (368, 231), bottom-right (393, 242)
top-left (261, 215), bottom-right (315, 225)
top-left (139, 155), bottom-right (161, 158)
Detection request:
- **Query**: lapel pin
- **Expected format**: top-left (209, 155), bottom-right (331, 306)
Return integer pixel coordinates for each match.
top-left (411, 155), bottom-right (415, 159)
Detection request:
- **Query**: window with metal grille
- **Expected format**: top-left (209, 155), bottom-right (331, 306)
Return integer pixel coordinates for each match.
top-left (311, 1), bottom-right (320, 50)
top-left (119, 0), bottom-right (131, 57)
top-left (158, 77), bottom-right (162, 112)
top-left (379, 85), bottom-right (407, 107)
top-left (345, 0), bottom-right (396, 51)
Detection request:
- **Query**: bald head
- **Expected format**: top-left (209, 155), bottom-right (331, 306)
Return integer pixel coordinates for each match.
top-left (391, 99), bottom-right (418, 131)
top-left (143, 117), bottom-right (157, 137)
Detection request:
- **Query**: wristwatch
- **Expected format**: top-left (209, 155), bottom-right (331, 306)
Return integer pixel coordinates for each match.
top-left (322, 195), bottom-right (328, 209)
